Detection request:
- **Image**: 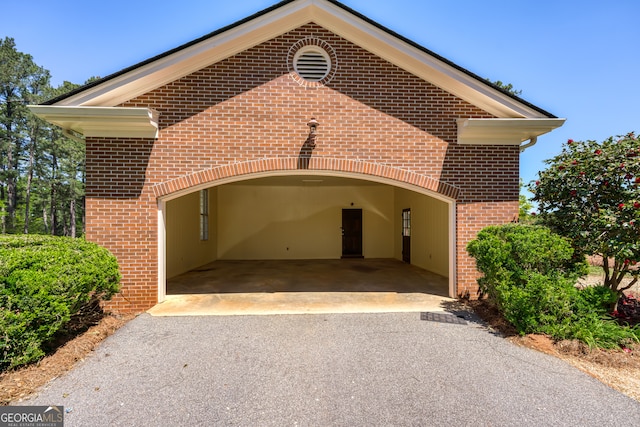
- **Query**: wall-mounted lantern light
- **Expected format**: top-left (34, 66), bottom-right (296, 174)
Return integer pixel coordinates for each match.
top-left (307, 117), bottom-right (319, 135)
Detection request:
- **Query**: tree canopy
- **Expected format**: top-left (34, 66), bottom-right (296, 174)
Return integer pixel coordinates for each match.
top-left (529, 133), bottom-right (640, 293)
top-left (490, 80), bottom-right (522, 96)
top-left (0, 37), bottom-right (84, 236)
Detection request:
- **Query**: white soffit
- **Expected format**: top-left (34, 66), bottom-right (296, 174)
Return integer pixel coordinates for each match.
top-left (28, 106), bottom-right (159, 139)
top-left (50, 0), bottom-right (550, 119)
top-left (457, 118), bottom-right (566, 145)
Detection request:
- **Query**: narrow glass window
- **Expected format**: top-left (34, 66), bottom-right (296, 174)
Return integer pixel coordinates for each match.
top-left (200, 189), bottom-right (209, 241)
top-left (402, 209), bottom-right (411, 237)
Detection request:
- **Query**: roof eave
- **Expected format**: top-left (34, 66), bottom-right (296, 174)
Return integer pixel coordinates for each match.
top-left (29, 105), bottom-right (159, 139)
top-left (456, 118), bottom-right (566, 145)
top-left (44, 0), bottom-right (555, 119)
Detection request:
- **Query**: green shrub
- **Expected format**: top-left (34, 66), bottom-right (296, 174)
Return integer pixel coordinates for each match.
top-left (467, 224), bottom-right (639, 348)
top-left (467, 224), bottom-right (586, 300)
top-left (568, 315), bottom-right (638, 349)
top-left (494, 271), bottom-right (577, 334)
top-left (0, 235), bottom-right (120, 370)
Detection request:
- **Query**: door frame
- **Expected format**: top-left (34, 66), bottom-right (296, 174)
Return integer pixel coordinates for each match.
top-left (341, 208), bottom-right (363, 258)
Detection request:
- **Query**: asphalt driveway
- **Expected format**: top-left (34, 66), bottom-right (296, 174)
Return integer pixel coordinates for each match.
top-left (20, 312), bottom-right (640, 426)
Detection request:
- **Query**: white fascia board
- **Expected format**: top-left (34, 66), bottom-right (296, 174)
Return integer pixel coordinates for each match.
top-left (51, 0), bottom-right (547, 119)
top-left (457, 118), bottom-right (566, 145)
top-left (29, 105), bottom-right (159, 139)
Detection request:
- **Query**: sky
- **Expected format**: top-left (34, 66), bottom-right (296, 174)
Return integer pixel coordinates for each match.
top-left (3, 0), bottom-right (639, 198)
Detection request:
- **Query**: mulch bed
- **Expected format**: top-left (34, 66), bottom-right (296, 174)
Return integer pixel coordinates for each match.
top-left (0, 306), bottom-right (134, 405)
top-left (464, 297), bottom-right (640, 369)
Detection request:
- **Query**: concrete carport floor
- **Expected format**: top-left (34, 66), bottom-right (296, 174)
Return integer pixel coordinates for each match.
top-left (148, 259), bottom-right (453, 316)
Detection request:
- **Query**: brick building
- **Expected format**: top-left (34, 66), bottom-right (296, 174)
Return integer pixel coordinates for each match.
top-left (31, 0), bottom-right (564, 313)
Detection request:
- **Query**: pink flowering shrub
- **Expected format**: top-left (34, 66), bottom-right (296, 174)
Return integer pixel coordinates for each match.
top-left (530, 132), bottom-right (640, 295)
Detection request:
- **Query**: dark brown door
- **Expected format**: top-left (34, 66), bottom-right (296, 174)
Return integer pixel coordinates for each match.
top-left (342, 209), bottom-right (363, 258)
top-left (402, 208), bottom-right (411, 263)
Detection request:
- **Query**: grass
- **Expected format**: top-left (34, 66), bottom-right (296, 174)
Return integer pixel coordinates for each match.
top-left (588, 265), bottom-right (605, 276)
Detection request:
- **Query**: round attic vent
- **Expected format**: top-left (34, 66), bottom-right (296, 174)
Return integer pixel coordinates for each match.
top-left (288, 38), bottom-right (337, 86)
top-left (294, 47), bottom-right (331, 82)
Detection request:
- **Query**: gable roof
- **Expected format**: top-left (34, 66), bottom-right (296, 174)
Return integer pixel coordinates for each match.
top-left (31, 0), bottom-right (564, 143)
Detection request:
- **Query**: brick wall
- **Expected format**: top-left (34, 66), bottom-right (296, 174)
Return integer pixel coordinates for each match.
top-left (84, 138), bottom-right (158, 312)
top-left (442, 145), bottom-right (520, 298)
top-left (87, 23), bottom-right (518, 312)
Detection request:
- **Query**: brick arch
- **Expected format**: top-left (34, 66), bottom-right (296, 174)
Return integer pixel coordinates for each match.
top-left (152, 157), bottom-right (460, 200)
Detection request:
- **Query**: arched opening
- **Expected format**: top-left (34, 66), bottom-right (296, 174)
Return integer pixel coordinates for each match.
top-left (157, 171), bottom-right (456, 308)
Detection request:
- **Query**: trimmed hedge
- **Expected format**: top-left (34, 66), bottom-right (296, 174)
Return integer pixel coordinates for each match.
top-left (466, 223), bottom-right (587, 294)
top-left (0, 235), bottom-right (120, 370)
top-left (467, 224), bottom-right (639, 349)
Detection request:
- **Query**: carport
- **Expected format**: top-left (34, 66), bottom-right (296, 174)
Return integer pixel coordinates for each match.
top-left (30, 0), bottom-right (564, 313)
top-left (154, 172), bottom-right (455, 314)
